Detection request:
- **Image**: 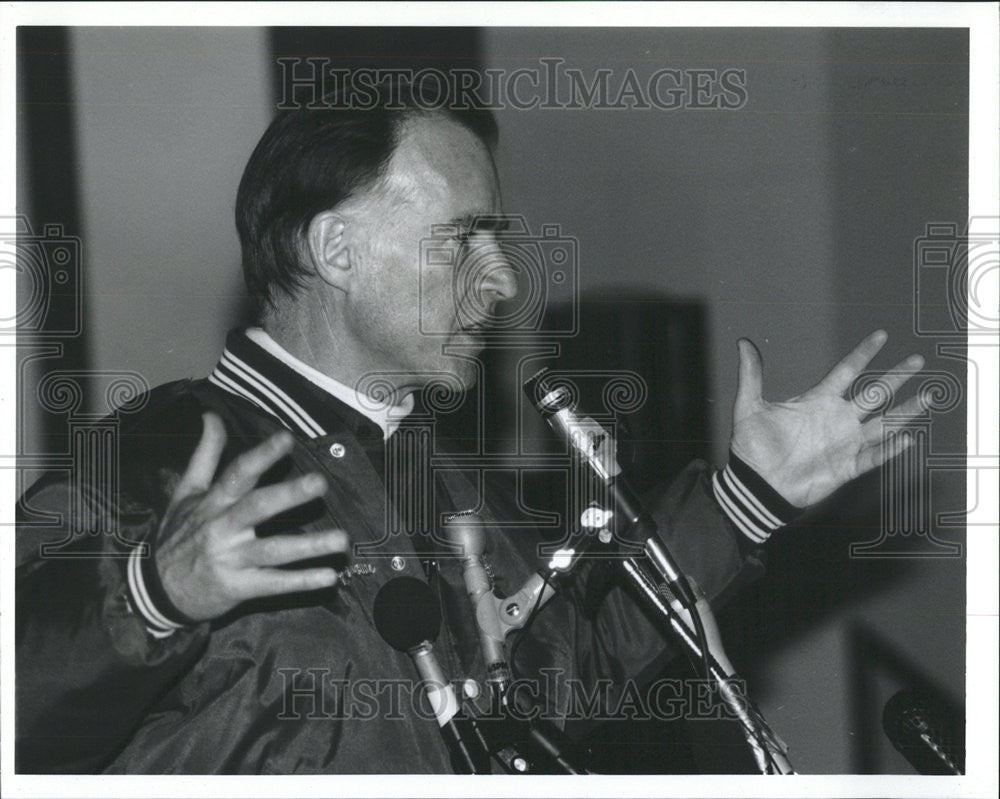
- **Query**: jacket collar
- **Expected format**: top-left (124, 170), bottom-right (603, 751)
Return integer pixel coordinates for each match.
top-left (208, 328), bottom-right (404, 440)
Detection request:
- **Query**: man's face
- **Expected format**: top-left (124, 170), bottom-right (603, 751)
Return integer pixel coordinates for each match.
top-left (340, 114), bottom-right (516, 397)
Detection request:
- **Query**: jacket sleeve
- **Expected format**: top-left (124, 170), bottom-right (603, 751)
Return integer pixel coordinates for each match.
top-left (573, 456), bottom-right (795, 689)
top-left (14, 393), bottom-right (216, 774)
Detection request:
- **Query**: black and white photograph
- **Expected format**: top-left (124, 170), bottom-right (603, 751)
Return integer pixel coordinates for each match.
top-left (2, 3), bottom-right (997, 797)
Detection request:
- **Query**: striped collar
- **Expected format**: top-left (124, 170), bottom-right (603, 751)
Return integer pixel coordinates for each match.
top-left (208, 328), bottom-right (412, 440)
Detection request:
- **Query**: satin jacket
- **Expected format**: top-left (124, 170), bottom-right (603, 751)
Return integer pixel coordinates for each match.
top-left (16, 329), bottom-right (776, 774)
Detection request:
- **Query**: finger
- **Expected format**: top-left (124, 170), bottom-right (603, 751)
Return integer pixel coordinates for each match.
top-left (239, 566), bottom-right (340, 599)
top-left (207, 430), bottom-right (296, 507)
top-left (224, 472), bottom-right (328, 529)
top-left (859, 394), bottom-right (927, 446)
top-left (734, 338), bottom-right (764, 419)
top-left (815, 329), bottom-right (888, 396)
top-left (243, 529), bottom-right (350, 568)
top-left (854, 354), bottom-right (925, 417)
top-left (855, 430), bottom-right (914, 475)
top-left (172, 412), bottom-right (227, 505)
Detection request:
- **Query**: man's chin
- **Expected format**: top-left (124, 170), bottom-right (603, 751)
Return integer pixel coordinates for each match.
top-left (448, 359), bottom-right (480, 392)
top-left (414, 358), bottom-right (478, 414)
top-left (440, 354), bottom-right (481, 391)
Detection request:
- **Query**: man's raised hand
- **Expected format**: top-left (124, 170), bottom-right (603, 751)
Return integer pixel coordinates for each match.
top-left (153, 412), bottom-right (348, 621)
top-left (730, 330), bottom-right (927, 508)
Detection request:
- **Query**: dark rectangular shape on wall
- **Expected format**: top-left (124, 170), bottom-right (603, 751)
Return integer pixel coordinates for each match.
top-left (17, 26), bottom-right (89, 451)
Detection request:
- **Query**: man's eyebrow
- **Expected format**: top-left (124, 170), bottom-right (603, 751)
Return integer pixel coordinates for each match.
top-left (449, 214), bottom-right (511, 233)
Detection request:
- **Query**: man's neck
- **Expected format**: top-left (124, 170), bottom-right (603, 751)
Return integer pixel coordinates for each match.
top-left (250, 320), bottom-right (414, 439)
top-left (264, 308), bottom-right (416, 406)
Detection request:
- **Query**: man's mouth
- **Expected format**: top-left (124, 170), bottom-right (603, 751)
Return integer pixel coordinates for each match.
top-left (458, 323), bottom-right (486, 339)
top-left (457, 315), bottom-right (491, 335)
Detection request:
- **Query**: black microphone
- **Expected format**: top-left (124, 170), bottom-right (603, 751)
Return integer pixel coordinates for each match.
top-left (883, 688), bottom-right (965, 775)
top-left (373, 576), bottom-right (490, 774)
top-left (523, 369), bottom-right (697, 608)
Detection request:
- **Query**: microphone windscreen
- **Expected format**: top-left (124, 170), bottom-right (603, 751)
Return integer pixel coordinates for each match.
top-left (373, 576), bottom-right (441, 652)
top-left (882, 687), bottom-right (964, 775)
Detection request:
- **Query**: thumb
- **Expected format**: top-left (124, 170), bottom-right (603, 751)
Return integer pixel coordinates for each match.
top-left (171, 411), bottom-right (227, 506)
top-left (734, 338), bottom-right (764, 420)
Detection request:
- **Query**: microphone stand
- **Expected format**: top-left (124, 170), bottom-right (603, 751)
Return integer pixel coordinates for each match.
top-left (521, 368), bottom-right (794, 774)
top-left (446, 505), bottom-right (794, 775)
top-left (442, 512), bottom-right (592, 774)
top-left (619, 556), bottom-right (794, 774)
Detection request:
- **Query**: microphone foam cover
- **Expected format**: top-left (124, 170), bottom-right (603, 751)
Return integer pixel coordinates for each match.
top-left (882, 687), bottom-right (964, 775)
top-left (373, 576), bottom-right (441, 652)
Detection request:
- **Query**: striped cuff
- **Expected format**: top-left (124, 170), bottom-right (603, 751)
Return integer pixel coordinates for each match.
top-left (126, 545), bottom-right (195, 638)
top-left (711, 452), bottom-right (799, 544)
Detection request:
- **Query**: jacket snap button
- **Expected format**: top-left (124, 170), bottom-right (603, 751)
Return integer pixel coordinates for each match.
top-left (329, 442), bottom-right (346, 458)
top-left (390, 556), bottom-right (405, 572)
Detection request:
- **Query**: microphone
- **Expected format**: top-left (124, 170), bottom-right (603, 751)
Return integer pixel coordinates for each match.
top-left (883, 688), bottom-right (964, 775)
top-left (440, 512), bottom-right (508, 678)
top-left (523, 369), bottom-right (697, 608)
top-left (441, 512), bottom-right (559, 686)
top-left (373, 576), bottom-right (490, 774)
top-left (441, 511), bottom-right (592, 774)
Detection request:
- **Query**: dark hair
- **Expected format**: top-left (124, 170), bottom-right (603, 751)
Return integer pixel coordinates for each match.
top-left (235, 77), bottom-right (499, 320)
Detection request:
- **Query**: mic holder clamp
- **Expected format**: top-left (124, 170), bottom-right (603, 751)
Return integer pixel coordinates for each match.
top-left (443, 510), bottom-right (614, 691)
top-left (442, 511), bottom-right (598, 774)
top-left (607, 481), bottom-right (699, 609)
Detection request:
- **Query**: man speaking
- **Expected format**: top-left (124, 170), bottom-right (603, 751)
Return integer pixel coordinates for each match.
top-left (16, 77), bottom-right (925, 773)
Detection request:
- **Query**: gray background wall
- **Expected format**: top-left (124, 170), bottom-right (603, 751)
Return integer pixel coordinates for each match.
top-left (70, 27), bottom-right (271, 384)
top-left (24, 26), bottom-right (968, 774)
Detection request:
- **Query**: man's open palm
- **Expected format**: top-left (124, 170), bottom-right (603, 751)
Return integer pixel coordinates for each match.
top-left (155, 414), bottom-right (349, 621)
top-left (731, 330), bottom-right (926, 508)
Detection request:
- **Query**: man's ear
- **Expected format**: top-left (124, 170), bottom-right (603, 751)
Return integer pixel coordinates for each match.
top-left (305, 211), bottom-right (351, 291)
